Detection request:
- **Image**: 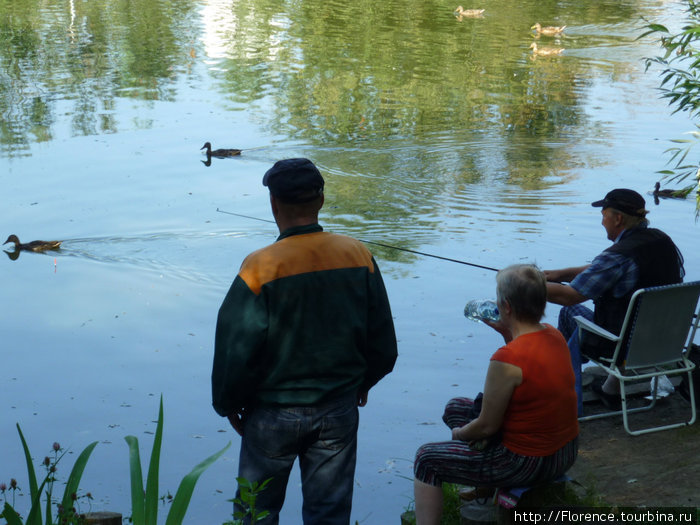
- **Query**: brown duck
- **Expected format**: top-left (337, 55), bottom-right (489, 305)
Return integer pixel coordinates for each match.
top-left (531, 23), bottom-right (566, 36)
top-left (454, 6), bottom-right (485, 18)
top-left (4, 234), bottom-right (62, 252)
top-left (201, 142), bottom-right (242, 158)
top-left (653, 181), bottom-right (695, 199)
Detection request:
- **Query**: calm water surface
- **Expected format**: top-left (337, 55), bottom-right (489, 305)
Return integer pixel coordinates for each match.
top-left (1, 0), bottom-right (698, 522)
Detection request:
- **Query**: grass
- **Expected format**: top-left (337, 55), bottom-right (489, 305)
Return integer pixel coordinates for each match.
top-left (400, 480), bottom-right (608, 525)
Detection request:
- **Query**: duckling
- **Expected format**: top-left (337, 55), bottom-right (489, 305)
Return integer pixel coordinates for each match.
top-left (454, 6), bottom-right (485, 18)
top-left (201, 142), bottom-right (242, 158)
top-left (3, 234), bottom-right (62, 252)
top-left (531, 23), bottom-right (566, 36)
top-left (529, 42), bottom-right (564, 57)
top-left (653, 181), bottom-right (696, 199)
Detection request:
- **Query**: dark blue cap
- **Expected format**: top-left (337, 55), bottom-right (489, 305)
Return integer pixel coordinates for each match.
top-left (591, 188), bottom-right (647, 217)
top-left (263, 158), bottom-right (325, 203)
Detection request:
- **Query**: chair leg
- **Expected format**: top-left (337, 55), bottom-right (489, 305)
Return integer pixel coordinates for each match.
top-left (687, 369), bottom-right (697, 426)
top-left (622, 371), bottom-right (696, 436)
top-left (621, 380), bottom-right (633, 435)
top-left (579, 374), bottom-right (696, 435)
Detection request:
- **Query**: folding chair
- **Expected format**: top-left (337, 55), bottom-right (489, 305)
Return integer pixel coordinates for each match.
top-left (574, 281), bottom-right (700, 435)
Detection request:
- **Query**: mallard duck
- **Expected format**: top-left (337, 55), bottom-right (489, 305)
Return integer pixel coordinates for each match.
top-left (531, 23), bottom-right (566, 36)
top-left (529, 42), bottom-right (564, 56)
top-left (3, 234), bottom-right (62, 252)
top-left (653, 181), bottom-right (696, 199)
top-left (454, 6), bottom-right (485, 18)
top-left (201, 142), bottom-right (242, 158)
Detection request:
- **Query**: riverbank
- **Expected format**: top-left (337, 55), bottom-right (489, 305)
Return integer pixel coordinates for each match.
top-left (570, 388), bottom-right (698, 508)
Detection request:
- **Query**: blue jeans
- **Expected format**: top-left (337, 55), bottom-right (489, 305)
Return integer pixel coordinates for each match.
top-left (236, 392), bottom-right (359, 525)
top-left (558, 304), bottom-right (594, 417)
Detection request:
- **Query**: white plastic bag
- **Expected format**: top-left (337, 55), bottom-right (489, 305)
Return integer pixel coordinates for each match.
top-left (649, 374), bottom-right (674, 398)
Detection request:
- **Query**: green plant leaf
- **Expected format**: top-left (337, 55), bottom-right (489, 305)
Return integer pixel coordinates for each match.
top-left (17, 423), bottom-right (49, 525)
top-left (125, 435), bottom-right (145, 525)
top-left (145, 395), bottom-right (165, 525)
top-left (649, 23), bottom-right (670, 33)
top-left (16, 424), bottom-right (39, 506)
top-left (163, 441), bottom-right (231, 525)
top-left (2, 502), bottom-right (25, 525)
top-left (60, 441), bottom-right (98, 516)
top-left (26, 473), bottom-right (52, 525)
top-left (257, 478), bottom-right (272, 491)
top-left (45, 491), bottom-right (52, 525)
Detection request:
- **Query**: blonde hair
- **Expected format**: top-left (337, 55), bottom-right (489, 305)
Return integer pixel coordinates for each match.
top-left (496, 264), bottom-right (546, 323)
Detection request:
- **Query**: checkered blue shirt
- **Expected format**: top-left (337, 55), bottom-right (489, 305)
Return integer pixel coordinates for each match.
top-left (569, 231), bottom-right (639, 301)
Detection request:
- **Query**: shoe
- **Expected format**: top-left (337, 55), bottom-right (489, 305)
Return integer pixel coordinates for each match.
top-left (459, 487), bottom-right (495, 501)
top-left (591, 382), bottom-right (621, 411)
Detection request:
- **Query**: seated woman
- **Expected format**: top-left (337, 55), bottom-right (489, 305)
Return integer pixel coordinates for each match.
top-left (413, 264), bottom-right (579, 525)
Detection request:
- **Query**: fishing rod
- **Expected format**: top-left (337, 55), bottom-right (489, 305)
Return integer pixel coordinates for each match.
top-left (215, 208), bottom-right (500, 272)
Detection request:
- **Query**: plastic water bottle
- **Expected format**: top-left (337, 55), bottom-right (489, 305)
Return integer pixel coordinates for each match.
top-left (463, 299), bottom-right (500, 323)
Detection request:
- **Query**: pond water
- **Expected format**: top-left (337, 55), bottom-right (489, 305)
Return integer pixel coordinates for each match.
top-left (1, 0), bottom-right (699, 522)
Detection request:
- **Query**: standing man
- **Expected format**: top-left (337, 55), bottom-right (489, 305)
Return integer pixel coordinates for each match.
top-left (212, 158), bottom-right (398, 525)
top-left (545, 189), bottom-right (684, 413)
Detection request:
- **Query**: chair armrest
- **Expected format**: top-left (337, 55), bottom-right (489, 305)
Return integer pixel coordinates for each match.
top-left (573, 315), bottom-right (620, 342)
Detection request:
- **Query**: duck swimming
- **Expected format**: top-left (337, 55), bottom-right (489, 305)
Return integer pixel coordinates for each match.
top-left (529, 42), bottom-right (564, 57)
top-left (531, 23), bottom-right (566, 36)
top-left (454, 6), bottom-right (485, 18)
top-left (653, 181), bottom-right (695, 199)
top-left (3, 234), bottom-right (62, 252)
top-left (201, 142), bottom-right (242, 158)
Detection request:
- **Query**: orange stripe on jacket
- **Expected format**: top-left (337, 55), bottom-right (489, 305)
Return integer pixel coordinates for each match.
top-left (239, 231), bottom-right (375, 295)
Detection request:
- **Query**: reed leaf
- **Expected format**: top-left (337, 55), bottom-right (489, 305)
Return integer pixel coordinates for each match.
top-left (17, 424), bottom-right (47, 525)
top-left (2, 502), bottom-right (25, 525)
top-left (145, 396), bottom-right (164, 525)
top-left (59, 441), bottom-right (98, 516)
top-left (16, 425), bottom-right (39, 510)
top-left (124, 396), bottom-right (228, 525)
top-left (125, 436), bottom-right (145, 525)
top-left (164, 441), bottom-right (231, 525)
top-left (45, 492), bottom-right (52, 525)
top-left (27, 476), bottom-right (52, 525)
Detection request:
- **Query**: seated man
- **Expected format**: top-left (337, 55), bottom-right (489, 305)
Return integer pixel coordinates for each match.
top-left (545, 189), bottom-right (684, 413)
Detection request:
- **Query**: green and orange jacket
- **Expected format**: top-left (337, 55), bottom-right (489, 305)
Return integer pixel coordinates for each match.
top-left (212, 223), bottom-right (397, 416)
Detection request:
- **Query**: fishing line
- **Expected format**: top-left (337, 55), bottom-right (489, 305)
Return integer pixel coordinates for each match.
top-left (215, 208), bottom-right (499, 272)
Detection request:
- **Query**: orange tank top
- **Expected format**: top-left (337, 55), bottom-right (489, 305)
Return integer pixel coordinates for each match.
top-left (490, 324), bottom-right (579, 456)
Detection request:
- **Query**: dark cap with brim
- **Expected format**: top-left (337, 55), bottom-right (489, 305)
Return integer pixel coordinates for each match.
top-left (263, 158), bottom-right (325, 203)
top-left (591, 188), bottom-right (647, 217)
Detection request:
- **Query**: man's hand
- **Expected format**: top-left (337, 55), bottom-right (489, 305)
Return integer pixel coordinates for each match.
top-left (544, 265), bottom-right (590, 284)
top-left (543, 269), bottom-right (565, 283)
top-left (227, 410), bottom-right (246, 436)
top-left (546, 282), bottom-right (589, 306)
top-left (358, 391), bottom-right (368, 407)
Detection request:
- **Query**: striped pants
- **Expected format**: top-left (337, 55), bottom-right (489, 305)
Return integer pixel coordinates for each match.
top-left (414, 397), bottom-right (578, 487)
